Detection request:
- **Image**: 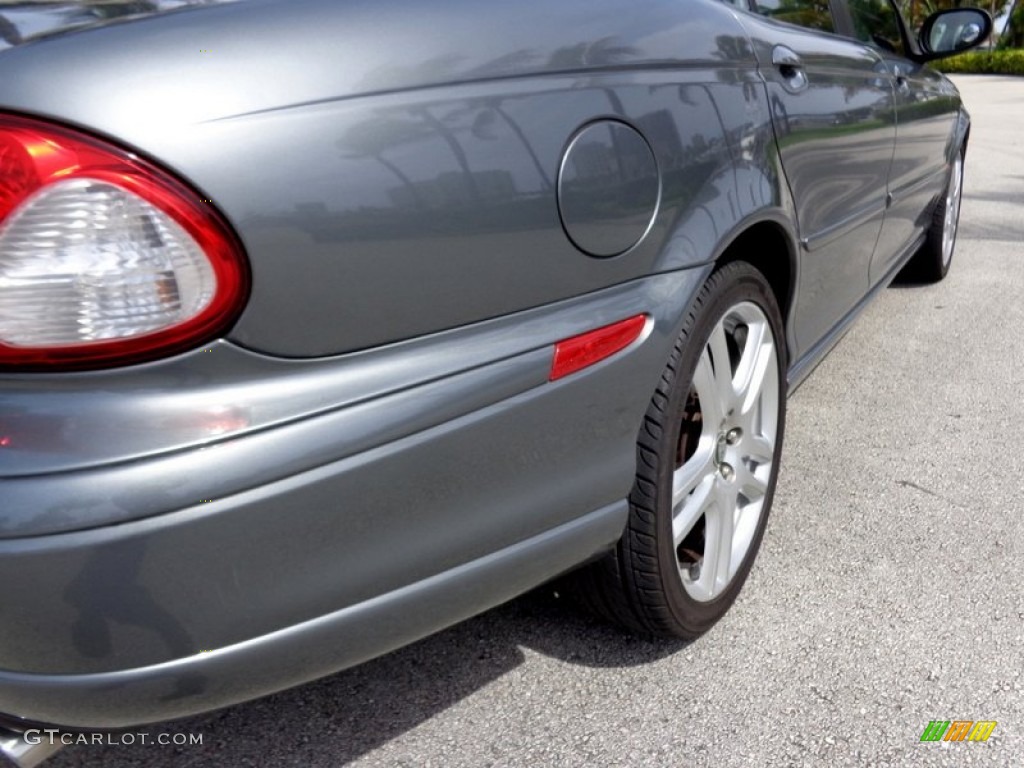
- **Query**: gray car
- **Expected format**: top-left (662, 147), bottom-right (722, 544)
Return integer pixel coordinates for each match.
top-left (0, 0), bottom-right (990, 764)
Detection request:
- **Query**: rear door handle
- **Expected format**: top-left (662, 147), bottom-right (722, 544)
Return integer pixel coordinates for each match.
top-left (772, 45), bottom-right (808, 91)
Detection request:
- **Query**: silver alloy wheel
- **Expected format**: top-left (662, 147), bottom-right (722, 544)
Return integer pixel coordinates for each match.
top-left (941, 152), bottom-right (964, 269)
top-left (671, 301), bottom-right (779, 602)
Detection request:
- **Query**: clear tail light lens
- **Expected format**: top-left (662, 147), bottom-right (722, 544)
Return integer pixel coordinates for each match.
top-left (0, 113), bottom-right (249, 370)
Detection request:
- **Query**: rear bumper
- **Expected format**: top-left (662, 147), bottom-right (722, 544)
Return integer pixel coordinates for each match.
top-left (0, 268), bottom-right (706, 729)
top-left (0, 500), bottom-right (627, 730)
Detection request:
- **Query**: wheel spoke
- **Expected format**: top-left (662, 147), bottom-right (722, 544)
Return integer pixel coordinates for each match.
top-left (699, 482), bottom-right (737, 598)
top-left (691, 348), bottom-right (723, 427)
top-left (706, 320), bottom-right (734, 414)
top-left (673, 472), bottom-right (715, 547)
top-left (734, 322), bottom-right (773, 417)
top-left (742, 434), bottom-right (775, 466)
top-left (736, 462), bottom-right (769, 502)
top-left (730, 497), bottom-right (762, 579)
top-left (672, 444), bottom-right (714, 508)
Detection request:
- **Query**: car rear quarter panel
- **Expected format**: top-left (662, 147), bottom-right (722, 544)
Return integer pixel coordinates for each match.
top-left (0, 0), bottom-right (798, 482)
top-left (0, 0), bottom-right (784, 356)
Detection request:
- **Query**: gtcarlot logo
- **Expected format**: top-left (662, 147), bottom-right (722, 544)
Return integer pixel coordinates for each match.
top-left (24, 730), bottom-right (203, 747)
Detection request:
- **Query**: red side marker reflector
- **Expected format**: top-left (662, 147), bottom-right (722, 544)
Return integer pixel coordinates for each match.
top-left (550, 314), bottom-right (647, 381)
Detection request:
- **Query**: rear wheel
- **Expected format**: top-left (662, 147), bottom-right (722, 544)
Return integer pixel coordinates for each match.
top-left (905, 147), bottom-right (964, 283)
top-left (575, 261), bottom-right (787, 638)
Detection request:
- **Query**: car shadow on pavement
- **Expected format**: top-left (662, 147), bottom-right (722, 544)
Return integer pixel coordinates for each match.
top-left (47, 587), bottom-right (689, 767)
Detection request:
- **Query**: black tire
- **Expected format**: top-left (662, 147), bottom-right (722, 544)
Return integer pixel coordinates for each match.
top-left (573, 261), bottom-right (787, 639)
top-left (904, 146), bottom-right (965, 283)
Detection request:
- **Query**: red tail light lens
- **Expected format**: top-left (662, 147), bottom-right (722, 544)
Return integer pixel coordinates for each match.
top-left (0, 113), bottom-right (249, 370)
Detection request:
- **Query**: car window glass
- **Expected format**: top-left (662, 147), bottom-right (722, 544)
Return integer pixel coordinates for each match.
top-left (848, 0), bottom-right (906, 55)
top-left (753, 0), bottom-right (836, 33)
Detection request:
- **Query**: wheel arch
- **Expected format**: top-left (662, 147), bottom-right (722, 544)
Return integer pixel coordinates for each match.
top-left (952, 107), bottom-right (971, 161)
top-left (711, 217), bottom-right (798, 363)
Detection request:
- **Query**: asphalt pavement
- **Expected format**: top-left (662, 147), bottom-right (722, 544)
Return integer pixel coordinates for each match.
top-left (47, 74), bottom-right (1024, 768)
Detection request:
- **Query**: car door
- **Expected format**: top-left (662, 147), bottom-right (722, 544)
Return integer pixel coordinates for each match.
top-left (734, 0), bottom-right (896, 363)
top-left (842, 0), bottom-right (962, 284)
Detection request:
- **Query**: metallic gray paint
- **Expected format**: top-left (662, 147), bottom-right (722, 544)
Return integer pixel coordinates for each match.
top-left (0, 0), bottom-right (974, 735)
top-left (0, 0), bottom-right (764, 356)
top-left (0, 269), bottom-right (702, 671)
top-left (2, 271), bottom-right (693, 531)
top-left (737, 13), bottom-right (897, 360)
top-left (0, 500), bottom-right (630, 729)
top-left (871, 64), bottom-right (960, 283)
top-left (557, 120), bottom-right (661, 257)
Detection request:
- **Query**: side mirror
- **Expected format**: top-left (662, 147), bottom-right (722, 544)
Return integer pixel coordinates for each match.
top-left (918, 8), bottom-right (993, 59)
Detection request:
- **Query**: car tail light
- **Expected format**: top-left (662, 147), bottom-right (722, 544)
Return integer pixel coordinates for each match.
top-left (0, 113), bottom-right (249, 370)
top-left (550, 314), bottom-right (648, 381)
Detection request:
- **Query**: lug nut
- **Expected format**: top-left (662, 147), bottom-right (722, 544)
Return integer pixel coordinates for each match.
top-left (726, 428), bottom-right (742, 445)
top-left (720, 463), bottom-right (735, 481)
